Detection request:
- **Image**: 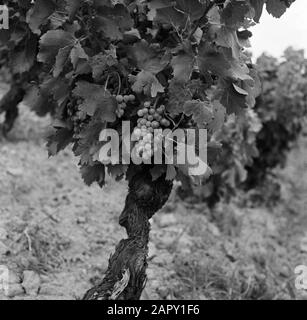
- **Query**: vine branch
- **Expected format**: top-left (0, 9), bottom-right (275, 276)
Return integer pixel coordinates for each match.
top-left (83, 167), bottom-right (173, 300)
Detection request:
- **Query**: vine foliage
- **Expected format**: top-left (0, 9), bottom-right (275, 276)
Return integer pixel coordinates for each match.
top-left (178, 48), bottom-right (307, 206)
top-left (0, 0), bottom-right (295, 299)
top-left (246, 48), bottom-right (307, 190)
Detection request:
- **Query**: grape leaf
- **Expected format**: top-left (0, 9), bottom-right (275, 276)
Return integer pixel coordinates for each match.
top-left (167, 81), bottom-right (193, 116)
top-left (65, 0), bottom-right (82, 20)
top-left (24, 85), bottom-right (55, 116)
top-left (175, 0), bottom-right (205, 21)
top-left (73, 81), bottom-right (117, 121)
top-left (107, 164), bottom-right (128, 181)
top-left (0, 29), bottom-right (10, 45)
top-left (10, 35), bottom-right (37, 74)
top-left (198, 43), bottom-right (232, 79)
top-left (47, 128), bottom-right (74, 157)
top-left (38, 30), bottom-right (75, 64)
top-left (17, 0), bottom-right (32, 9)
top-left (147, 0), bottom-right (173, 21)
top-left (241, 68), bottom-right (262, 108)
top-left (97, 4), bottom-right (133, 30)
top-left (266, 0), bottom-right (287, 18)
top-left (53, 46), bottom-right (72, 77)
top-left (128, 41), bottom-right (169, 74)
top-left (166, 164), bottom-right (177, 180)
top-left (130, 71), bottom-right (164, 97)
top-left (207, 100), bottom-right (226, 133)
top-left (26, 0), bottom-right (56, 35)
top-left (212, 26), bottom-right (242, 59)
top-left (221, 0), bottom-right (251, 28)
top-left (171, 53), bottom-right (195, 83)
top-left (183, 100), bottom-right (214, 128)
top-left (49, 12), bottom-right (67, 29)
top-left (233, 83), bottom-right (249, 96)
top-left (89, 52), bottom-right (117, 81)
top-left (73, 119), bottom-right (105, 164)
top-left (70, 43), bottom-right (88, 69)
top-left (94, 17), bottom-right (123, 40)
top-left (250, 0), bottom-right (265, 22)
top-left (188, 156), bottom-right (212, 178)
top-left (154, 6), bottom-right (187, 28)
top-left (176, 150), bottom-right (212, 180)
top-left (150, 164), bottom-right (166, 181)
top-left (80, 163), bottom-right (106, 187)
top-left (94, 4), bottom-right (133, 40)
top-left (219, 80), bottom-right (247, 115)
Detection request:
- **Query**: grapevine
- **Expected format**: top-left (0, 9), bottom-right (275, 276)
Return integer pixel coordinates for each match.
top-left (178, 48), bottom-right (307, 207)
top-left (0, 0), bottom-right (296, 300)
top-left (245, 48), bottom-right (307, 196)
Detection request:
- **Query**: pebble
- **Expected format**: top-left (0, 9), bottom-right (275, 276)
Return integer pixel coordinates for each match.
top-left (0, 227), bottom-right (8, 240)
top-left (21, 270), bottom-right (41, 296)
top-left (6, 168), bottom-right (23, 177)
top-left (4, 284), bottom-right (25, 298)
top-left (39, 284), bottom-right (62, 296)
top-left (152, 252), bottom-right (173, 266)
top-left (156, 234), bottom-right (177, 249)
top-left (0, 242), bottom-right (10, 256)
top-left (207, 222), bottom-right (221, 237)
top-left (278, 265), bottom-right (290, 278)
top-left (176, 236), bottom-right (194, 255)
top-left (148, 242), bottom-right (157, 258)
top-left (157, 214), bottom-right (177, 228)
top-left (76, 216), bottom-right (87, 224)
top-left (146, 268), bottom-right (156, 280)
top-left (157, 286), bottom-right (169, 299)
top-left (8, 270), bottom-right (22, 284)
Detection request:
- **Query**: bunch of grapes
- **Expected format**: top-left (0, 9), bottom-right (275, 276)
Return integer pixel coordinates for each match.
top-left (136, 102), bottom-right (170, 130)
top-left (115, 94), bottom-right (135, 118)
top-left (132, 101), bottom-right (171, 161)
top-left (67, 98), bottom-right (88, 134)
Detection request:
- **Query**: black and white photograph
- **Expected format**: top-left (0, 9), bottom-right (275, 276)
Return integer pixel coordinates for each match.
top-left (0, 0), bottom-right (306, 308)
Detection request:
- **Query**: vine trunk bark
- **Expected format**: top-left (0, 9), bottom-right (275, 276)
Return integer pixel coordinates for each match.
top-left (83, 167), bottom-right (173, 300)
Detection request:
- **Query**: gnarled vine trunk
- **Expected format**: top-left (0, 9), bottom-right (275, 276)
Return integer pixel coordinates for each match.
top-left (83, 168), bottom-right (173, 300)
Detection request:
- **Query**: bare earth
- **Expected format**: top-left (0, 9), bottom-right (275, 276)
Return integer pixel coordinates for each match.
top-left (0, 104), bottom-right (307, 300)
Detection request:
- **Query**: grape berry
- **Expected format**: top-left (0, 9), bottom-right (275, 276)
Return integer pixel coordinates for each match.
top-left (115, 94), bottom-right (135, 118)
top-left (133, 101), bottom-right (170, 161)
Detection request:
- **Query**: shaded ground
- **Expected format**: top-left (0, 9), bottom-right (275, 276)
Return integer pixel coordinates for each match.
top-left (0, 103), bottom-right (306, 300)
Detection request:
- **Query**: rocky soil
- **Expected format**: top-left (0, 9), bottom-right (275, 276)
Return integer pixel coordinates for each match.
top-left (0, 103), bottom-right (307, 300)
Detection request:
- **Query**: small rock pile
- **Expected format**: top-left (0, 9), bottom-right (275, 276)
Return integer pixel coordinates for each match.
top-left (1, 269), bottom-right (41, 299)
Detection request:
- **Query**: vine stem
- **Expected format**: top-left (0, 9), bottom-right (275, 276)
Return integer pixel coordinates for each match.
top-left (153, 95), bottom-right (161, 109)
top-left (115, 72), bottom-right (122, 96)
top-left (104, 75), bottom-right (110, 91)
top-left (83, 167), bottom-right (173, 300)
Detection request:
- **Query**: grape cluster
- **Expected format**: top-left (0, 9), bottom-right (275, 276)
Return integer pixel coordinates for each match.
top-left (136, 102), bottom-right (170, 130)
top-left (115, 94), bottom-right (135, 118)
top-left (67, 99), bottom-right (88, 134)
top-left (132, 101), bottom-right (171, 161)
